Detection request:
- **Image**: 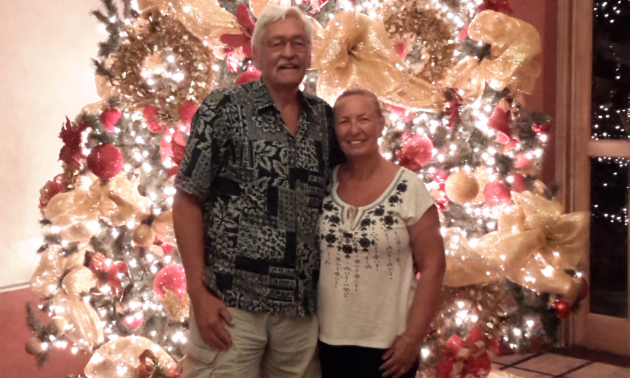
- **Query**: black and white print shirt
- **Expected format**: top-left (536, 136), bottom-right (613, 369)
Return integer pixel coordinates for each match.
top-left (175, 80), bottom-right (343, 316)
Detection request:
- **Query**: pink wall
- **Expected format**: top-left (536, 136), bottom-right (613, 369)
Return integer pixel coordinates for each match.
top-left (0, 0), bottom-right (102, 288)
top-left (511, 1), bottom-right (559, 185)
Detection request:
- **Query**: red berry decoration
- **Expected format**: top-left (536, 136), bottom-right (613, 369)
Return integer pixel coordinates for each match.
top-left (100, 109), bottom-right (121, 132)
top-left (483, 181), bottom-right (512, 206)
top-left (509, 173), bottom-right (527, 193)
top-left (154, 264), bottom-right (187, 300)
top-left (552, 299), bottom-right (571, 319)
top-left (107, 261), bottom-right (129, 292)
top-left (396, 133), bottom-right (434, 171)
top-left (87, 144), bottom-right (124, 179)
top-left (123, 311), bottom-right (144, 328)
top-left (88, 252), bottom-right (108, 273)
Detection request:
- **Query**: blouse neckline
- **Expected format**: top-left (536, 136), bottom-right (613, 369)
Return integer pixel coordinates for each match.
top-left (332, 165), bottom-right (405, 209)
top-left (331, 166), bottom-right (405, 230)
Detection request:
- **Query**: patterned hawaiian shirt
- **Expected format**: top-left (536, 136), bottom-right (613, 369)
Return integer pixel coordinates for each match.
top-left (175, 80), bottom-right (343, 316)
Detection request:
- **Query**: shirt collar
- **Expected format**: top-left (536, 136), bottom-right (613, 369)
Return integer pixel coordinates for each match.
top-left (252, 78), bottom-right (315, 115)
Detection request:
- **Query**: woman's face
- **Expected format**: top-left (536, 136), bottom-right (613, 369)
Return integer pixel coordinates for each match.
top-left (334, 94), bottom-right (384, 160)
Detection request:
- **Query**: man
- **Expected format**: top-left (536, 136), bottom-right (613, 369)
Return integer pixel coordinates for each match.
top-left (173, 5), bottom-right (343, 378)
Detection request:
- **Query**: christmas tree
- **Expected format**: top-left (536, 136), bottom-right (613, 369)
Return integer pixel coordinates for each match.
top-left (27, 0), bottom-right (590, 377)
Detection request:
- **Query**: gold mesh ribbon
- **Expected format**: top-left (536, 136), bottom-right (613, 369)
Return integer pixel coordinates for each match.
top-left (53, 291), bottom-right (103, 349)
top-left (30, 245), bottom-right (87, 297)
top-left (84, 336), bottom-right (177, 378)
top-left (444, 191), bottom-right (589, 295)
top-left (31, 245), bottom-right (103, 349)
top-left (249, 0), bottom-right (292, 18)
top-left (441, 10), bottom-right (541, 101)
top-left (44, 173), bottom-right (150, 229)
top-left (313, 11), bottom-right (442, 111)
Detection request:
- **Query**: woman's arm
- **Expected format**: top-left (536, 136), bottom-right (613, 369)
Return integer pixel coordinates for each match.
top-left (380, 205), bottom-right (446, 377)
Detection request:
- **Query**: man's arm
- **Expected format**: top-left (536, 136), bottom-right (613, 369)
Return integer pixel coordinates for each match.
top-left (173, 189), bottom-right (234, 350)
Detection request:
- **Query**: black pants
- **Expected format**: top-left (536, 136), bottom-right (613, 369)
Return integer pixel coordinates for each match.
top-left (318, 340), bottom-right (419, 378)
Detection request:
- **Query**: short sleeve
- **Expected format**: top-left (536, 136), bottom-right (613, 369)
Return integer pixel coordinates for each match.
top-left (175, 90), bottom-right (229, 199)
top-left (399, 170), bottom-right (435, 226)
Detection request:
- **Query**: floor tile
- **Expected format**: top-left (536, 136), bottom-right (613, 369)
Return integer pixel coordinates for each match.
top-left (502, 367), bottom-right (554, 378)
top-left (514, 353), bottom-right (589, 376)
top-left (564, 362), bottom-right (630, 378)
top-left (491, 352), bottom-right (537, 366)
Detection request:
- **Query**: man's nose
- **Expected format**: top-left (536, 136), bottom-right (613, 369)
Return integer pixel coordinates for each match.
top-left (280, 41), bottom-right (297, 57)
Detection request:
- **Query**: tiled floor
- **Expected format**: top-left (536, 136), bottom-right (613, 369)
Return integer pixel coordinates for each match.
top-left (492, 351), bottom-right (630, 378)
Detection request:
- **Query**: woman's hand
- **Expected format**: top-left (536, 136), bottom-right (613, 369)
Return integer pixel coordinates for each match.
top-left (379, 333), bottom-right (420, 378)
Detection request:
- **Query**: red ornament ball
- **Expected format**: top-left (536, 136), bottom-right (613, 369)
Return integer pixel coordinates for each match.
top-left (509, 173), bottom-right (527, 193)
top-left (154, 264), bottom-right (187, 300)
top-left (484, 181), bottom-right (512, 206)
top-left (396, 133), bottom-right (434, 171)
top-left (87, 144), bottom-right (124, 179)
top-left (552, 299), bottom-right (571, 319)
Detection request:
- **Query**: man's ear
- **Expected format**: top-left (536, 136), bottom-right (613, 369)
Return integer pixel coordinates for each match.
top-left (252, 45), bottom-right (261, 71)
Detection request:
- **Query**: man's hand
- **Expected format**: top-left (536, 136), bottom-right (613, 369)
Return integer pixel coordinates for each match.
top-left (379, 333), bottom-right (420, 378)
top-left (191, 289), bottom-right (235, 351)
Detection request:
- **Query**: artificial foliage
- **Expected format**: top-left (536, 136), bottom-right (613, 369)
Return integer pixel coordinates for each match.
top-left (27, 0), bottom-right (590, 377)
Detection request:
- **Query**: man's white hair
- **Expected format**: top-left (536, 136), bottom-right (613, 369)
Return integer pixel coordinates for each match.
top-left (251, 5), bottom-right (313, 48)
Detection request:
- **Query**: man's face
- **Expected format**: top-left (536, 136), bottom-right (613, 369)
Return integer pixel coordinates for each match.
top-left (252, 14), bottom-right (311, 91)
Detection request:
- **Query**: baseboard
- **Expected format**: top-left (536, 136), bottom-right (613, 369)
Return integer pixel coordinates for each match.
top-left (0, 282), bottom-right (29, 293)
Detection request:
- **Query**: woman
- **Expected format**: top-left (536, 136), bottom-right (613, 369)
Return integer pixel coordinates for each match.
top-left (317, 89), bottom-right (446, 378)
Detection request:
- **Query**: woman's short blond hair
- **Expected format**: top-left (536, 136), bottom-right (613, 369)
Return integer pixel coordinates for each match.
top-left (334, 88), bottom-right (383, 118)
top-left (251, 6), bottom-right (314, 49)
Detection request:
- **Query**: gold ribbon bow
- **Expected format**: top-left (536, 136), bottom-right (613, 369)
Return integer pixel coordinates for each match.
top-left (30, 244), bottom-right (104, 348)
top-left (444, 191), bottom-right (589, 296)
top-left (44, 173), bottom-right (151, 234)
top-left (441, 10), bottom-right (541, 102)
top-left (84, 336), bottom-right (177, 378)
top-left (313, 11), bottom-right (442, 111)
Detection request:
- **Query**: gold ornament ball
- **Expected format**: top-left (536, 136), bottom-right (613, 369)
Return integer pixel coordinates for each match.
top-left (133, 224), bottom-right (155, 248)
top-left (445, 171), bottom-right (480, 205)
top-left (25, 337), bottom-right (45, 356)
top-left (49, 316), bottom-right (68, 336)
top-left (62, 266), bottom-right (97, 295)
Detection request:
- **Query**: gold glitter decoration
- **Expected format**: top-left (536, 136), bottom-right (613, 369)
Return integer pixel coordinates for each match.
top-left (380, 0), bottom-right (456, 83)
top-left (110, 11), bottom-right (215, 119)
top-left (159, 289), bottom-right (190, 321)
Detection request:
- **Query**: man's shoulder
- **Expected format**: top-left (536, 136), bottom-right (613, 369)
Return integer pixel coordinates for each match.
top-left (199, 84), bottom-right (253, 108)
top-left (303, 91), bottom-right (332, 111)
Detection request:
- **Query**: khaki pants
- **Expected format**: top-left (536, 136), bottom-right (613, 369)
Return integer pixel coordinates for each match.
top-left (179, 307), bottom-right (320, 378)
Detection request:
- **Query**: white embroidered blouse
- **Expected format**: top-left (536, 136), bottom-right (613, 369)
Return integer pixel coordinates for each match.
top-left (317, 166), bottom-right (434, 348)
